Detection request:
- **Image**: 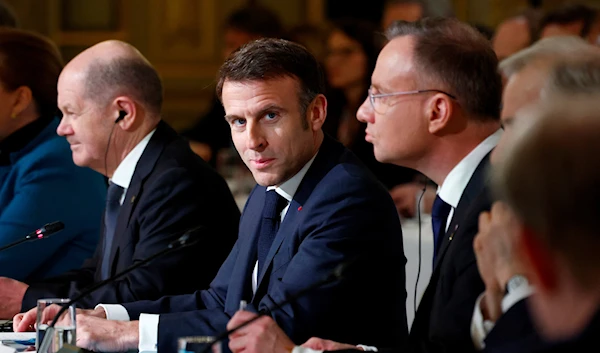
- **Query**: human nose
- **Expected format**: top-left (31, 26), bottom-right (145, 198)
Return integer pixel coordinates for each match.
top-left (357, 97), bottom-right (374, 123)
top-left (246, 121), bottom-right (267, 151)
top-left (56, 116), bottom-right (73, 136)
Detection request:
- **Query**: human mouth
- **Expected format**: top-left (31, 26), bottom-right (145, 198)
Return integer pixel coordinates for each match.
top-left (251, 158), bottom-right (275, 169)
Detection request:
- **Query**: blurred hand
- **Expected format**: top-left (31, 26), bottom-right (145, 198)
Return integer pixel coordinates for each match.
top-left (14, 304), bottom-right (105, 332)
top-left (474, 201), bottom-right (528, 321)
top-left (302, 337), bottom-right (362, 351)
top-left (76, 315), bottom-right (138, 352)
top-left (0, 277), bottom-right (28, 319)
top-left (390, 183), bottom-right (435, 218)
top-left (227, 311), bottom-right (294, 353)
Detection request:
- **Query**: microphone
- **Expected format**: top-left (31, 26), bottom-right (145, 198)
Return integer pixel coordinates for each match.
top-left (0, 221), bottom-right (64, 252)
top-left (38, 225), bottom-right (205, 353)
top-left (199, 258), bottom-right (358, 353)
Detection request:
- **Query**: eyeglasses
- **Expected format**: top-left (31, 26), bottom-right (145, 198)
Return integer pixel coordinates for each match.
top-left (368, 87), bottom-right (457, 114)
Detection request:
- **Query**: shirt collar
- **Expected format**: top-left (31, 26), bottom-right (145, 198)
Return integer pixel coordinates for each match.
top-left (438, 129), bottom-right (502, 208)
top-left (266, 151), bottom-right (319, 202)
top-left (110, 129), bottom-right (156, 189)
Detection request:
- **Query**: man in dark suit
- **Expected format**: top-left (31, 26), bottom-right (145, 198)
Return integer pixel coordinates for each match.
top-left (487, 95), bottom-right (600, 353)
top-left (7, 40), bottom-right (240, 320)
top-left (31, 38), bottom-right (408, 353)
top-left (227, 17), bottom-right (503, 353)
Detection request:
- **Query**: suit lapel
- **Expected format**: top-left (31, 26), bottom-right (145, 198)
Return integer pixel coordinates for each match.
top-left (432, 153), bottom-right (491, 273)
top-left (253, 136), bottom-right (344, 298)
top-left (106, 121), bottom-right (172, 275)
top-left (225, 186), bottom-right (264, 308)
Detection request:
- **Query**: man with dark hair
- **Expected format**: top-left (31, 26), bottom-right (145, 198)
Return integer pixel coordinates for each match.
top-left (0, 0), bottom-right (18, 28)
top-left (24, 38), bottom-right (408, 353)
top-left (539, 4), bottom-right (599, 44)
top-left (9, 39), bottom-right (240, 318)
top-left (224, 17), bottom-right (502, 353)
top-left (182, 5), bottom-right (284, 166)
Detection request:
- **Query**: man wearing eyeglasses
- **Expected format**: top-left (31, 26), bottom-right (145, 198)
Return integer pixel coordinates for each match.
top-left (225, 17), bottom-right (502, 353)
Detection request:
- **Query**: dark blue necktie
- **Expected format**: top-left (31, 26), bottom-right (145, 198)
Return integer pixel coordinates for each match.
top-left (257, 190), bottom-right (286, 275)
top-left (431, 195), bottom-right (451, 264)
top-left (100, 181), bottom-right (124, 280)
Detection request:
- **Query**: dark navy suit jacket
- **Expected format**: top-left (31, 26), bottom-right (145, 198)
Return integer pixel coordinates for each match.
top-left (406, 154), bottom-right (492, 353)
top-left (22, 121), bottom-right (240, 310)
top-left (124, 136), bottom-right (408, 352)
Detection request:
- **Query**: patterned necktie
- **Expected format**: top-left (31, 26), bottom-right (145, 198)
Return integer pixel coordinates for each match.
top-left (257, 190), bottom-right (287, 275)
top-left (431, 195), bottom-right (451, 264)
top-left (100, 181), bottom-right (124, 280)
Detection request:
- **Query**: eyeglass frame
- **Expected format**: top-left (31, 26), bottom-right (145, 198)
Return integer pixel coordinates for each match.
top-left (368, 87), bottom-right (457, 113)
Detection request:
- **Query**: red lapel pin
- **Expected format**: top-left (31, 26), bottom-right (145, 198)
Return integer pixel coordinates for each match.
top-left (297, 206), bottom-right (303, 211)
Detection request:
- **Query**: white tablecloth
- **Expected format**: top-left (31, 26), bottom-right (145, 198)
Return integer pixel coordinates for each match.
top-left (401, 214), bottom-right (434, 330)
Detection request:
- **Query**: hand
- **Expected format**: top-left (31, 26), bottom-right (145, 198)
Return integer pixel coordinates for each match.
top-left (76, 315), bottom-right (139, 352)
top-left (14, 304), bottom-right (104, 332)
top-left (390, 183), bottom-right (435, 218)
top-left (0, 277), bottom-right (28, 319)
top-left (227, 311), bottom-right (294, 353)
top-left (302, 337), bottom-right (362, 351)
top-left (473, 201), bottom-right (528, 321)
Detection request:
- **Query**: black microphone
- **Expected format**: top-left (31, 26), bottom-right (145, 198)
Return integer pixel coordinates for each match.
top-left (38, 225), bottom-right (205, 353)
top-left (199, 258), bottom-right (357, 353)
top-left (0, 221), bottom-right (64, 252)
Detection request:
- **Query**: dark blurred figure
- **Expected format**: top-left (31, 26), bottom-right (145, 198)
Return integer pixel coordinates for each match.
top-left (0, 0), bottom-right (18, 28)
top-left (181, 5), bottom-right (284, 167)
top-left (539, 4), bottom-right (600, 45)
top-left (323, 19), bottom-right (418, 190)
top-left (473, 23), bottom-right (494, 40)
top-left (382, 0), bottom-right (454, 30)
top-left (287, 23), bottom-right (329, 64)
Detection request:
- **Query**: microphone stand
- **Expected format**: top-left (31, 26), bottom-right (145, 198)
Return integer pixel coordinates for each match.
top-left (0, 222), bottom-right (64, 252)
top-left (200, 260), bottom-right (352, 353)
top-left (38, 227), bottom-right (203, 353)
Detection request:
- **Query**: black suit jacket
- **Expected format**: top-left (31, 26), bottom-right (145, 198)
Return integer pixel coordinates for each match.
top-left (405, 154), bottom-right (492, 353)
top-left (123, 136), bottom-right (408, 353)
top-left (22, 121), bottom-right (240, 310)
top-left (484, 299), bottom-right (550, 353)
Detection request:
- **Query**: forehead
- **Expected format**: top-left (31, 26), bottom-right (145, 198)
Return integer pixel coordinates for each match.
top-left (372, 36), bottom-right (416, 89)
top-left (502, 66), bottom-right (549, 119)
top-left (328, 30), bottom-right (359, 47)
top-left (221, 76), bottom-right (300, 112)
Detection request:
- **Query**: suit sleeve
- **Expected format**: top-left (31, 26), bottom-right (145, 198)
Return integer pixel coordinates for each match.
top-left (30, 165), bottom-right (236, 309)
top-left (155, 173), bottom-right (408, 352)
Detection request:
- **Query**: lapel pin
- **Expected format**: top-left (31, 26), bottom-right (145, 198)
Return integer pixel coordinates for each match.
top-left (131, 195), bottom-right (136, 203)
top-left (297, 206), bottom-right (302, 211)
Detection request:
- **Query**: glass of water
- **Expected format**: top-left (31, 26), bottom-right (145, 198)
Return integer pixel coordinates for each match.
top-left (178, 336), bottom-right (221, 353)
top-left (36, 298), bottom-right (76, 353)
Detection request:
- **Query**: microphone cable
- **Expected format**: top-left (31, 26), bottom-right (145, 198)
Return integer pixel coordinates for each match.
top-left (414, 181), bottom-right (427, 316)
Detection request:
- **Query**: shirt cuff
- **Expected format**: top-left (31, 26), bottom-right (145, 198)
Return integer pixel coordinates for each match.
top-left (95, 304), bottom-right (130, 321)
top-left (138, 313), bottom-right (159, 353)
top-left (357, 344), bottom-right (378, 351)
top-left (470, 293), bottom-right (495, 350)
top-left (292, 347), bottom-right (323, 353)
top-left (501, 283), bottom-right (534, 313)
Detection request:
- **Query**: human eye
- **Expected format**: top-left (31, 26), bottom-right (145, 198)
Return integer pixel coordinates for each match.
top-left (264, 112), bottom-right (279, 121)
top-left (231, 118), bottom-right (246, 128)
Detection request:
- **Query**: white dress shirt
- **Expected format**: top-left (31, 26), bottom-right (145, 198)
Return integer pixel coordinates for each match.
top-left (100, 151), bottom-right (318, 353)
top-left (107, 129), bottom-right (156, 205)
top-left (292, 129), bottom-right (503, 353)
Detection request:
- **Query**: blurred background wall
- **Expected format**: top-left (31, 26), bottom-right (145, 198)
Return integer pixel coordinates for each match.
top-left (5, 0), bottom-right (600, 131)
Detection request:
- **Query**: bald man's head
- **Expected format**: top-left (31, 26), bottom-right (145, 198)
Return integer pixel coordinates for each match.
top-left (62, 40), bottom-right (163, 117)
